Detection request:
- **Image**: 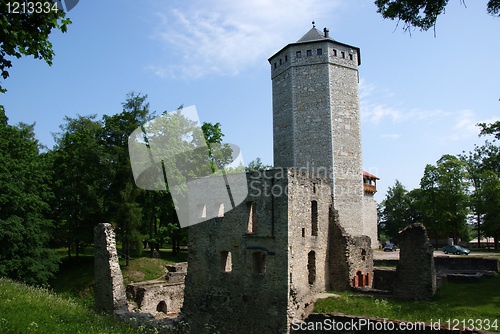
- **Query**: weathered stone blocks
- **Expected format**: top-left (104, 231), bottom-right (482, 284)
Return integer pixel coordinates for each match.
top-left (94, 223), bottom-right (128, 313)
top-left (394, 223), bottom-right (436, 300)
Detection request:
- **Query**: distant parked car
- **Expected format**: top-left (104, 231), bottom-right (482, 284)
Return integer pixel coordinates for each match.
top-left (383, 243), bottom-right (397, 252)
top-left (442, 245), bottom-right (470, 255)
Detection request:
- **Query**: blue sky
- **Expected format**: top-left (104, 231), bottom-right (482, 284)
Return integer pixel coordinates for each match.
top-left (2, 0), bottom-right (499, 203)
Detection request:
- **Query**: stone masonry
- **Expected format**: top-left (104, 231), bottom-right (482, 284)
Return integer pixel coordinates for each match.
top-left (94, 223), bottom-right (128, 313)
top-left (393, 223), bottom-right (437, 300)
top-left (269, 27), bottom-right (367, 238)
top-left (182, 168), bottom-right (373, 333)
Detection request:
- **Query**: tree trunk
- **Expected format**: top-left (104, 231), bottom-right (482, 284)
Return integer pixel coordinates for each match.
top-left (477, 212), bottom-right (481, 248)
top-left (125, 238), bottom-right (130, 266)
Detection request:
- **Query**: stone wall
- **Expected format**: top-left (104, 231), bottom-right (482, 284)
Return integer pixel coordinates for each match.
top-left (363, 193), bottom-right (379, 247)
top-left (94, 223), bottom-right (128, 313)
top-left (393, 223), bottom-right (436, 300)
top-left (328, 208), bottom-right (373, 291)
top-left (182, 169), bottom-right (336, 334)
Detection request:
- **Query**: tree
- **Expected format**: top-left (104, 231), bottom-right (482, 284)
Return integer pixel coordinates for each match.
top-left (419, 155), bottom-right (470, 244)
top-left (375, 0), bottom-right (500, 32)
top-left (101, 92), bottom-right (152, 265)
top-left (479, 120), bottom-right (500, 141)
top-left (0, 107), bottom-right (59, 284)
top-left (479, 171), bottom-right (500, 249)
top-left (51, 114), bottom-right (105, 259)
top-left (246, 157), bottom-right (273, 172)
top-left (0, 0), bottom-right (71, 92)
top-left (378, 180), bottom-right (410, 242)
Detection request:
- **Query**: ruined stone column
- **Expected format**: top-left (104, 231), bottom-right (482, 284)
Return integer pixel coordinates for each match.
top-left (394, 223), bottom-right (436, 300)
top-left (94, 223), bottom-right (128, 313)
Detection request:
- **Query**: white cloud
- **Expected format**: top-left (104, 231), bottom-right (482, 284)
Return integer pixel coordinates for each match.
top-left (360, 79), bottom-right (449, 125)
top-left (449, 110), bottom-right (499, 141)
top-left (149, 0), bottom-right (341, 79)
top-left (381, 133), bottom-right (401, 139)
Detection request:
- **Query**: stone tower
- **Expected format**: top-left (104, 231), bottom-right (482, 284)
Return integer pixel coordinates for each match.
top-left (269, 25), bottom-right (365, 237)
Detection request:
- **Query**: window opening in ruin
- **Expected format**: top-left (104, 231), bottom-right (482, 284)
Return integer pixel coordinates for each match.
top-left (332, 49), bottom-right (337, 56)
top-left (313, 183), bottom-right (317, 193)
top-left (307, 50), bottom-right (312, 56)
top-left (246, 201), bottom-right (257, 233)
top-left (302, 228), bottom-right (305, 237)
top-left (221, 251), bottom-right (232, 272)
top-left (216, 203), bottom-right (224, 217)
top-left (317, 48), bottom-right (322, 55)
top-left (274, 62), bottom-right (277, 69)
top-left (252, 252), bottom-right (266, 274)
top-left (198, 204), bottom-right (206, 219)
top-left (349, 54), bottom-right (353, 61)
top-left (341, 51), bottom-right (345, 58)
top-left (279, 59), bottom-right (282, 65)
top-left (361, 249), bottom-right (366, 261)
top-left (209, 234), bottom-right (212, 245)
top-left (308, 251), bottom-right (316, 285)
top-left (311, 201), bottom-right (318, 236)
top-left (285, 55), bottom-right (288, 62)
top-left (296, 51), bottom-right (301, 58)
top-left (157, 301), bottom-right (167, 313)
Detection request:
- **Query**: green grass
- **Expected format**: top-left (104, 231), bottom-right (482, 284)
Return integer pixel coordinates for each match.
top-left (314, 275), bottom-right (500, 331)
top-left (0, 248), bottom-right (190, 333)
top-left (0, 278), bottom-right (152, 334)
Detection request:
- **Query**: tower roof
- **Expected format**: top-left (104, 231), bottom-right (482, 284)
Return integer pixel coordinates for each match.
top-left (268, 26), bottom-right (361, 66)
top-left (296, 27), bottom-right (334, 43)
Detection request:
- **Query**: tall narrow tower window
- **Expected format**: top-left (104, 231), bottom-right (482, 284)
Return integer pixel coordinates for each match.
top-left (332, 49), bottom-right (337, 56)
top-left (349, 54), bottom-right (353, 61)
top-left (341, 51), bottom-right (345, 58)
top-left (285, 55), bottom-right (288, 62)
top-left (308, 251), bottom-right (316, 285)
top-left (311, 201), bottom-right (318, 236)
top-left (252, 252), bottom-right (266, 274)
top-left (221, 251), bottom-right (232, 272)
top-left (247, 201), bottom-right (257, 233)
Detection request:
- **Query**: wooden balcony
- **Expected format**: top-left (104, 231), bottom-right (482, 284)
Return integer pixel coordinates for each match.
top-left (364, 183), bottom-right (377, 194)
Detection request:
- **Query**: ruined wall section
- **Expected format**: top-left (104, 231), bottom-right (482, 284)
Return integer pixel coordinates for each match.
top-left (328, 210), bottom-right (373, 291)
top-left (287, 169), bottom-right (332, 322)
top-left (394, 223), bottom-right (436, 300)
top-left (182, 170), bottom-right (291, 334)
top-left (94, 223), bottom-right (128, 314)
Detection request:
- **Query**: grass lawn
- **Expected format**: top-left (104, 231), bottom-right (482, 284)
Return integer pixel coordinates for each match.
top-left (314, 275), bottom-right (500, 332)
top-left (0, 247), bottom-right (190, 333)
top-left (0, 277), bottom-right (150, 334)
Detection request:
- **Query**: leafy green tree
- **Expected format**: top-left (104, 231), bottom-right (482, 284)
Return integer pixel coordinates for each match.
top-left (479, 120), bottom-right (500, 140)
top-left (0, 0), bottom-right (71, 92)
top-left (0, 107), bottom-right (59, 284)
top-left (479, 171), bottom-right (500, 248)
top-left (378, 180), bottom-right (410, 242)
top-left (375, 0), bottom-right (499, 32)
top-left (246, 157), bottom-right (273, 172)
top-left (51, 115), bottom-right (104, 259)
top-left (101, 92), bottom-right (152, 265)
top-left (419, 155), bottom-right (470, 244)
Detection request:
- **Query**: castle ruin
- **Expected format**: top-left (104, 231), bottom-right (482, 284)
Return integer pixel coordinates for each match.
top-left (181, 26), bottom-right (379, 333)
